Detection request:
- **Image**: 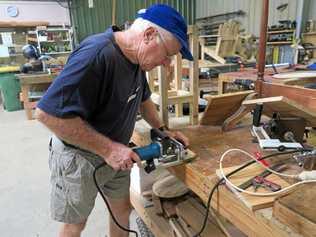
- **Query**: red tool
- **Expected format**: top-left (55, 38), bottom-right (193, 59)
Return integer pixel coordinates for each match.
top-left (254, 151), bottom-right (270, 167)
top-left (252, 176), bottom-right (281, 192)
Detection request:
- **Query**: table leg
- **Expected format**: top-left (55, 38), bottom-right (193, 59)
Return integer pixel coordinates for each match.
top-left (21, 85), bottom-right (32, 120)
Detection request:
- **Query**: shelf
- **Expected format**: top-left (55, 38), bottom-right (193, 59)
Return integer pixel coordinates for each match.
top-left (46, 28), bottom-right (70, 32)
top-left (302, 32), bottom-right (316, 36)
top-left (9, 53), bottom-right (23, 56)
top-left (40, 40), bottom-right (70, 43)
top-left (267, 41), bottom-right (292, 45)
top-left (267, 30), bottom-right (295, 34)
top-left (43, 51), bottom-right (71, 55)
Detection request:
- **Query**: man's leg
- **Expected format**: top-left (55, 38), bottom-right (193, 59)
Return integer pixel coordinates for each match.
top-left (59, 221), bottom-right (87, 237)
top-left (106, 196), bottom-right (132, 237)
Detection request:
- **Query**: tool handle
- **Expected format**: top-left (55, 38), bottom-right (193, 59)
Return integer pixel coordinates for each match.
top-left (133, 143), bottom-right (161, 161)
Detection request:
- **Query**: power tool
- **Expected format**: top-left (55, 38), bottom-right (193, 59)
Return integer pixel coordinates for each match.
top-left (251, 103), bottom-right (305, 151)
top-left (133, 128), bottom-right (195, 173)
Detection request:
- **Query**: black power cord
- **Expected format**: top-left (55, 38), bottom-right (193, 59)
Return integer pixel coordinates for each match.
top-left (93, 162), bottom-right (138, 237)
top-left (193, 149), bottom-right (311, 237)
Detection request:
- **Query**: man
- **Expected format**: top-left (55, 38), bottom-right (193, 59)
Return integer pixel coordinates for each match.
top-left (36, 4), bottom-right (192, 237)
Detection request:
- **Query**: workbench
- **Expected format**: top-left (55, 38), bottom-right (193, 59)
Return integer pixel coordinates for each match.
top-left (217, 67), bottom-right (299, 94)
top-left (131, 125), bottom-right (305, 237)
top-left (16, 73), bottom-right (57, 120)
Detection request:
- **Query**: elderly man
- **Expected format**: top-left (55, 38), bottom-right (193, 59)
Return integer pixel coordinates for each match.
top-left (36, 4), bottom-right (192, 237)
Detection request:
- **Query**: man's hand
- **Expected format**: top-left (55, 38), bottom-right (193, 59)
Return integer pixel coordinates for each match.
top-left (105, 142), bottom-right (142, 171)
top-left (164, 130), bottom-right (189, 147)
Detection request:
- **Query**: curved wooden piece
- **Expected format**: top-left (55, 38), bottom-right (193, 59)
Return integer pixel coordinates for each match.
top-left (221, 92), bottom-right (257, 131)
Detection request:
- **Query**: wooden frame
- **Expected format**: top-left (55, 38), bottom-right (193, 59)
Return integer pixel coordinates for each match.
top-left (148, 25), bottom-right (199, 127)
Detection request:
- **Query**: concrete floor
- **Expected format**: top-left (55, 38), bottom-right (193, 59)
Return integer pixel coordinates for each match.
top-left (0, 107), bottom-right (139, 237)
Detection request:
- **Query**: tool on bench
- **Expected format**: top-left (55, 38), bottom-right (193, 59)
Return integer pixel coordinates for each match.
top-left (238, 163), bottom-right (287, 190)
top-left (251, 103), bottom-right (305, 151)
top-left (133, 128), bottom-right (195, 173)
top-left (252, 176), bottom-right (282, 192)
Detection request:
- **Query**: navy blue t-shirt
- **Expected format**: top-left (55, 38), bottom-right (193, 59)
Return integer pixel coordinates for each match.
top-left (37, 26), bottom-right (151, 145)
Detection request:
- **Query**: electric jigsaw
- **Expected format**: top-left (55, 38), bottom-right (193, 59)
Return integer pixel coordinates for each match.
top-left (133, 128), bottom-right (195, 173)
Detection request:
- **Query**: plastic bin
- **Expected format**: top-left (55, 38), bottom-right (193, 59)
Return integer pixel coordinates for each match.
top-left (0, 73), bottom-right (22, 111)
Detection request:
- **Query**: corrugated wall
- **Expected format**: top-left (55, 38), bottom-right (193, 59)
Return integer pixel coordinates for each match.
top-left (70, 0), bottom-right (195, 43)
top-left (196, 0), bottom-right (299, 36)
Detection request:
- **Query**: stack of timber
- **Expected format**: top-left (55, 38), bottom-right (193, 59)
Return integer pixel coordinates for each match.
top-left (273, 184), bottom-right (316, 237)
top-left (131, 187), bottom-right (245, 237)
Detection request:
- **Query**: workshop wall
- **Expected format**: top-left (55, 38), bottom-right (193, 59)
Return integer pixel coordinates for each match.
top-left (0, 1), bottom-right (70, 25)
top-left (70, 0), bottom-right (196, 43)
top-left (196, 0), bottom-right (301, 36)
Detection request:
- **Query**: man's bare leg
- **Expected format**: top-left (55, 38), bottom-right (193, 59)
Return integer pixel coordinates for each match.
top-left (106, 196), bottom-right (132, 237)
top-left (59, 221), bottom-right (86, 237)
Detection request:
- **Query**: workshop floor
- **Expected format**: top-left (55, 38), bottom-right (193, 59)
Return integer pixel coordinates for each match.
top-left (0, 107), bottom-right (141, 237)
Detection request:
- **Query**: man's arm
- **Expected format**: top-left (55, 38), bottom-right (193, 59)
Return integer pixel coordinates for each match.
top-left (139, 98), bottom-right (163, 129)
top-left (36, 108), bottom-right (140, 170)
top-left (139, 98), bottom-right (189, 146)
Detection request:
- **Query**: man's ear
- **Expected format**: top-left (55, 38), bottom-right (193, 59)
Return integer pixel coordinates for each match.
top-left (143, 27), bottom-right (156, 44)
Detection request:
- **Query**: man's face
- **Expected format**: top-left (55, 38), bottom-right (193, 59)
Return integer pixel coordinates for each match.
top-left (137, 27), bottom-right (181, 71)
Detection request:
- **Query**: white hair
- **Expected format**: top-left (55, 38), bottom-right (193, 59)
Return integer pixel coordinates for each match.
top-left (130, 18), bottom-right (175, 43)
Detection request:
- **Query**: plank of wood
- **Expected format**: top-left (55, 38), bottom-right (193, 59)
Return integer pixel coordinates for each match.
top-left (273, 183), bottom-right (316, 237)
top-left (130, 189), bottom-right (174, 237)
top-left (203, 46), bottom-right (226, 64)
top-left (216, 163), bottom-right (290, 211)
top-left (200, 91), bottom-right (253, 126)
top-left (242, 96), bottom-right (316, 126)
top-left (259, 81), bottom-right (316, 112)
top-left (177, 217), bottom-right (196, 236)
top-left (222, 93), bottom-right (257, 131)
top-left (169, 217), bottom-right (189, 237)
top-left (176, 199), bottom-right (226, 237)
top-left (272, 71), bottom-right (316, 79)
top-left (0, 21), bottom-right (49, 27)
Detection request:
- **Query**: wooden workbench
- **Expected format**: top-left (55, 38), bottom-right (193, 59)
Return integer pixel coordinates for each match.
top-left (16, 73), bottom-right (57, 120)
top-left (217, 67), bottom-right (300, 94)
top-left (131, 125), bottom-right (304, 237)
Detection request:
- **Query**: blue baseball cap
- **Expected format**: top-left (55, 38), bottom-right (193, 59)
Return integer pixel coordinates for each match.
top-left (137, 4), bottom-right (193, 61)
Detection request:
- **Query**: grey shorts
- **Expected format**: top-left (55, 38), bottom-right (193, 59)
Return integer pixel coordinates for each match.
top-left (49, 136), bottom-right (130, 224)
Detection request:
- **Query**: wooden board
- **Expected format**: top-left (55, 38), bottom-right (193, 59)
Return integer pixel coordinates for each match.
top-left (242, 96), bottom-right (316, 126)
top-left (200, 91), bottom-right (253, 126)
top-left (272, 71), bottom-right (316, 79)
top-left (216, 163), bottom-right (290, 211)
top-left (176, 198), bottom-right (226, 237)
top-left (130, 189), bottom-right (173, 237)
top-left (273, 183), bottom-right (316, 237)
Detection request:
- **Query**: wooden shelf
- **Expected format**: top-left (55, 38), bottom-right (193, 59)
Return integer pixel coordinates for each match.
top-left (302, 32), bottom-right (316, 36)
top-left (40, 40), bottom-right (70, 43)
top-left (267, 30), bottom-right (295, 34)
top-left (267, 41), bottom-right (292, 45)
top-left (43, 51), bottom-right (71, 55)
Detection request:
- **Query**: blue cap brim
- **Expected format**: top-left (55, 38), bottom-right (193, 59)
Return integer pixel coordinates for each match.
top-left (176, 36), bottom-right (193, 61)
